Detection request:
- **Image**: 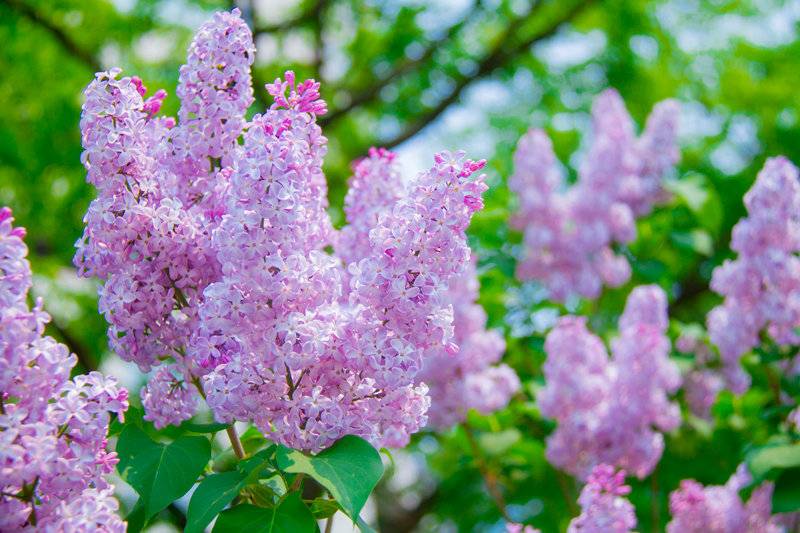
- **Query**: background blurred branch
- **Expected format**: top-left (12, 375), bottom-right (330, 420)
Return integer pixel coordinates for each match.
top-left (2, 0), bottom-right (100, 72)
top-left (376, 0), bottom-right (598, 152)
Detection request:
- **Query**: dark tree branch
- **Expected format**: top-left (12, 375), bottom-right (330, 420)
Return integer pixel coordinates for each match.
top-left (377, 0), bottom-right (598, 152)
top-left (2, 0), bottom-right (100, 72)
top-left (318, 3), bottom-right (482, 126)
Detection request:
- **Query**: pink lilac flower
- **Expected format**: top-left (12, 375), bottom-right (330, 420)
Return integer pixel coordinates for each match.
top-left (0, 208), bottom-right (128, 532)
top-left (78, 10), bottom-right (488, 454)
top-left (707, 156), bottom-right (800, 394)
top-left (666, 464), bottom-right (783, 533)
top-left (333, 149), bottom-right (518, 429)
top-left (539, 285), bottom-right (681, 479)
top-left (195, 124), bottom-right (487, 451)
top-left (336, 147), bottom-right (405, 294)
top-left (567, 464), bottom-right (637, 533)
top-left (509, 90), bottom-right (680, 301)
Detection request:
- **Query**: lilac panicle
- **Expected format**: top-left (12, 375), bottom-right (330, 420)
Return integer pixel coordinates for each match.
top-left (0, 208), bottom-right (129, 532)
top-left (510, 89), bottom-right (680, 301)
top-left (567, 464), bottom-right (637, 533)
top-left (707, 156), bottom-right (800, 394)
top-left (333, 148), bottom-right (518, 429)
top-left (539, 285), bottom-right (681, 479)
top-left (666, 464), bottom-right (784, 533)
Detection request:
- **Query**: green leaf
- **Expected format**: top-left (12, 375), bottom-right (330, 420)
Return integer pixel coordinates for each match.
top-left (773, 467), bottom-right (800, 513)
top-left (125, 497), bottom-right (148, 533)
top-left (187, 422), bottom-right (232, 434)
top-left (248, 483), bottom-right (279, 508)
top-left (670, 229), bottom-right (714, 256)
top-left (356, 516), bottom-right (378, 533)
top-left (116, 424), bottom-right (211, 520)
top-left (745, 439), bottom-right (800, 479)
top-left (211, 493), bottom-right (316, 533)
top-left (478, 428), bottom-right (522, 456)
top-left (277, 435), bottom-right (384, 521)
top-left (308, 498), bottom-right (341, 519)
top-left (108, 405), bottom-right (145, 438)
top-left (664, 173), bottom-right (709, 212)
top-left (185, 470), bottom-right (249, 533)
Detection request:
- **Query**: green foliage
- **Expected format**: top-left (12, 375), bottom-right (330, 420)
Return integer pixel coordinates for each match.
top-left (185, 471), bottom-right (250, 533)
top-left (211, 494), bottom-right (316, 533)
top-left (116, 424), bottom-right (212, 531)
top-left (277, 435), bottom-right (384, 521)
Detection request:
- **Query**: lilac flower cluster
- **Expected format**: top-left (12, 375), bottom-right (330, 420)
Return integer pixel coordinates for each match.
top-left (333, 148), bottom-right (517, 429)
top-left (707, 157), bottom-right (800, 393)
top-left (76, 10), bottom-right (489, 452)
top-left (509, 90), bottom-right (680, 301)
top-left (538, 285), bottom-right (682, 479)
top-left (666, 465), bottom-right (783, 533)
top-left (0, 208), bottom-right (129, 532)
top-left (674, 331), bottom-right (726, 420)
top-left (74, 9), bottom-right (255, 386)
top-left (567, 465), bottom-right (637, 533)
top-left (417, 257), bottom-right (518, 429)
top-left (336, 147), bottom-right (405, 294)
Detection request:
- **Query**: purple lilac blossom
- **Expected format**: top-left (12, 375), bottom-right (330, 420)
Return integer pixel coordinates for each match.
top-left (509, 90), bottom-right (680, 301)
top-left (707, 156), bottom-right (800, 394)
top-left (567, 464), bottom-right (637, 533)
top-left (76, 10), bottom-right (489, 452)
top-left (333, 149), bottom-right (518, 429)
top-left (666, 464), bottom-right (783, 533)
top-left (336, 147), bottom-right (405, 295)
top-left (539, 285), bottom-right (681, 479)
top-left (674, 331), bottom-right (726, 420)
top-left (0, 207), bottom-right (129, 532)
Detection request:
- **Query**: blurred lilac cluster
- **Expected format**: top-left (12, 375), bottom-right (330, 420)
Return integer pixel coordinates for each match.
top-left (0, 208), bottom-right (129, 531)
top-left (539, 285), bottom-right (681, 479)
top-left (666, 465), bottom-right (783, 533)
top-left (75, 9), bottom-right (490, 452)
top-left (509, 89), bottom-right (680, 301)
top-left (707, 157), bottom-right (800, 394)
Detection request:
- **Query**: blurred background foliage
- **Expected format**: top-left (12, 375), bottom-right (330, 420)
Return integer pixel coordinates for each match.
top-left (2, 0), bottom-right (800, 531)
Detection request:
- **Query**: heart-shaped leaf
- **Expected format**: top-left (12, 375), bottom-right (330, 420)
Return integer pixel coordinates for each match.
top-left (116, 424), bottom-right (211, 521)
top-left (185, 470), bottom-right (249, 533)
top-left (277, 435), bottom-right (383, 521)
top-left (212, 492), bottom-right (316, 533)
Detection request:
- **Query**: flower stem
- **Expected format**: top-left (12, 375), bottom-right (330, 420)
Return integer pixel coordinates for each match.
top-left (227, 425), bottom-right (246, 460)
top-left (462, 421), bottom-right (508, 520)
top-left (650, 463), bottom-right (660, 533)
